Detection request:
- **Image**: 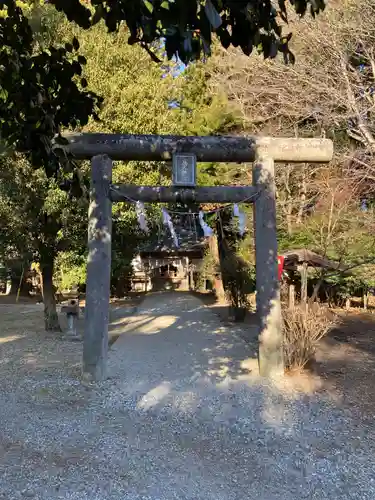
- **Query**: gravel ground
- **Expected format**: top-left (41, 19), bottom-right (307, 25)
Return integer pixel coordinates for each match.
top-left (0, 294), bottom-right (375, 499)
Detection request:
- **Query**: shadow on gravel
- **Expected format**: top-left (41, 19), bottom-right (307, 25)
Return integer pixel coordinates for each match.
top-left (2, 293), bottom-right (375, 499)
top-left (109, 293), bottom-right (258, 385)
top-left (310, 311), bottom-right (375, 418)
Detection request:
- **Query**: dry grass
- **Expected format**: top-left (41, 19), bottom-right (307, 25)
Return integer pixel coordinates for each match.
top-left (283, 306), bottom-right (337, 372)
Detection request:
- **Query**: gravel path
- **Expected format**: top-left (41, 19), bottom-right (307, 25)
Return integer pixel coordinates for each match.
top-left (1, 293), bottom-right (375, 499)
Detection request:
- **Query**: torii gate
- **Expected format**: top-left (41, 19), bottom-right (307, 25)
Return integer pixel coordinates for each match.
top-left (61, 133), bottom-right (333, 382)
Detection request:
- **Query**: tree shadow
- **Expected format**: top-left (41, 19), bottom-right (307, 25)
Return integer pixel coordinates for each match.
top-left (104, 288), bottom-right (375, 425)
top-left (323, 310), bottom-right (375, 356)
top-left (305, 311), bottom-right (375, 417)
top-left (107, 292), bottom-right (258, 387)
top-left (2, 293), bottom-right (375, 498)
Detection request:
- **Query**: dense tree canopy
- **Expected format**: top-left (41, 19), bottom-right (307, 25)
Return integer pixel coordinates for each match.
top-left (0, 0), bottom-right (102, 178)
top-left (51, 0), bottom-right (325, 64)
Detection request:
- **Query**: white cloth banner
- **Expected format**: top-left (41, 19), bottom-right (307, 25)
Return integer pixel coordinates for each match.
top-left (135, 201), bottom-right (148, 233)
top-left (233, 204), bottom-right (246, 236)
top-left (162, 208), bottom-right (179, 247)
top-left (199, 211), bottom-right (213, 237)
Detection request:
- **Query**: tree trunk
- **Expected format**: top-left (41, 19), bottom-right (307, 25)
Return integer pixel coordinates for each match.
top-left (310, 270), bottom-right (326, 304)
top-left (6, 268), bottom-right (30, 297)
top-left (40, 256), bottom-right (60, 331)
top-left (6, 276), bottom-right (21, 296)
top-left (208, 235), bottom-right (226, 302)
top-left (286, 201), bottom-right (293, 236)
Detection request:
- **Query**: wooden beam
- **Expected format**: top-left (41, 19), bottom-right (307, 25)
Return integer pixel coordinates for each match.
top-left (110, 185), bottom-right (258, 204)
top-left (59, 133), bottom-right (333, 163)
top-left (83, 154), bottom-right (112, 382)
top-left (253, 157), bottom-right (284, 377)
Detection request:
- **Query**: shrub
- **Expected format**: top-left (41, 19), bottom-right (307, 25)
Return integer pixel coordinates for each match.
top-left (282, 306), bottom-right (336, 371)
top-left (221, 254), bottom-right (255, 302)
top-left (54, 251), bottom-right (86, 292)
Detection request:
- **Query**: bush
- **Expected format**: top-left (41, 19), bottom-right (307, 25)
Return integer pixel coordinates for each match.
top-left (221, 256), bottom-right (255, 311)
top-left (282, 306), bottom-right (336, 371)
top-left (54, 251), bottom-right (86, 292)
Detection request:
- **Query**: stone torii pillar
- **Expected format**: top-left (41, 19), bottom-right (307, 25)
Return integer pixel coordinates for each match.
top-left (58, 133), bottom-right (333, 381)
top-left (253, 156), bottom-right (283, 377)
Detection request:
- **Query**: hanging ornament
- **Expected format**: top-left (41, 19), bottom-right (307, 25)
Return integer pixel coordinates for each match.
top-left (199, 211), bottom-right (213, 237)
top-left (135, 201), bottom-right (148, 233)
top-left (233, 204), bottom-right (246, 236)
top-left (162, 208), bottom-right (179, 247)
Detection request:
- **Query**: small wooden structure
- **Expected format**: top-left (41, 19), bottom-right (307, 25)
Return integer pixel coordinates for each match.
top-left (282, 249), bottom-right (347, 307)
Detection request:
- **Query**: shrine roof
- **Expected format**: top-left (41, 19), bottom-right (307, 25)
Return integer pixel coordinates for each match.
top-left (282, 248), bottom-right (348, 272)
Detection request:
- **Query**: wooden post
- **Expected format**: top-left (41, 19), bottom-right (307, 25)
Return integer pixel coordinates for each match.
top-left (253, 158), bottom-right (284, 377)
top-left (208, 235), bottom-right (226, 302)
top-left (300, 263), bottom-right (308, 305)
top-left (363, 290), bottom-right (368, 310)
top-left (83, 154), bottom-right (112, 382)
top-left (185, 256), bottom-right (189, 290)
top-left (190, 268), bottom-right (194, 290)
top-left (289, 284), bottom-right (295, 309)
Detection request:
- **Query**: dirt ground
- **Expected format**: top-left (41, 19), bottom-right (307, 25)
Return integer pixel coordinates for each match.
top-left (1, 292), bottom-right (375, 499)
top-left (0, 292), bottom-right (142, 350)
top-left (0, 294), bottom-right (375, 418)
top-left (1, 289), bottom-right (374, 407)
top-left (197, 292), bottom-right (375, 419)
top-left (2, 290), bottom-right (374, 417)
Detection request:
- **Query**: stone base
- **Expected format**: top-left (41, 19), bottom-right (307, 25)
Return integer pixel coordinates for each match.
top-left (63, 333), bottom-right (83, 342)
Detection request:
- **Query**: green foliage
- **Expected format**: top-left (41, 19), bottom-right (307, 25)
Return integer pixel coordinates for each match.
top-left (215, 208), bottom-right (255, 313)
top-left (50, 0), bottom-right (325, 64)
top-left (222, 257), bottom-right (255, 308)
top-left (278, 226), bottom-right (316, 253)
top-left (0, 0), bottom-right (101, 178)
top-left (54, 251), bottom-right (86, 290)
top-left (197, 248), bottom-right (217, 288)
top-left (0, 153), bottom-right (88, 266)
top-left (175, 62), bottom-right (240, 136)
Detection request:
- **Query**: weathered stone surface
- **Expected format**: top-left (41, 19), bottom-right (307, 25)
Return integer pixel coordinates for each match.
top-left (61, 133), bottom-right (333, 163)
top-left (253, 158), bottom-right (284, 377)
top-left (82, 154), bottom-right (112, 382)
top-left (110, 185), bottom-right (258, 204)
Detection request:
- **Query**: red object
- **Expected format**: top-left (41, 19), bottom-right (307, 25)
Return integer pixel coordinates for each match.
top-left (278, 256), bottom-right (285, 280)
